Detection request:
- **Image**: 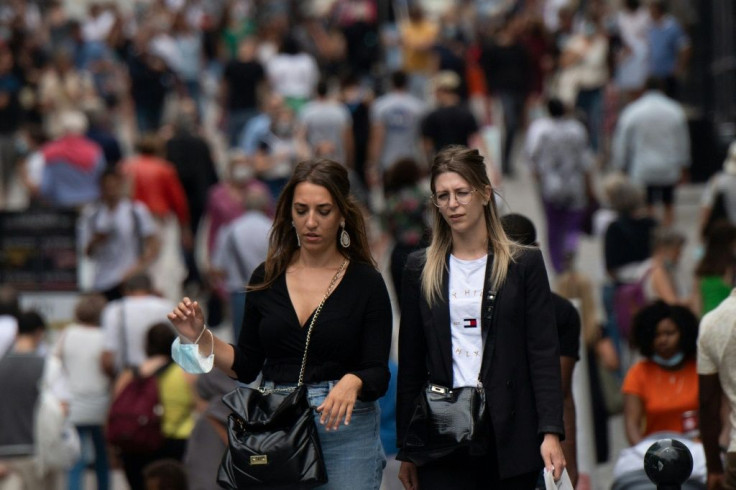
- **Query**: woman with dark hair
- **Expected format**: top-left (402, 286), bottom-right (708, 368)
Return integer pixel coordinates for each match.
top-left (397, 145), bottom-right (565, 489)
top-left (169, 159), bottom-right (392, 489)
top-left (622, 301), bottom-right (699, 445)
top-left (383, 157), bottom-right (430, 300)
top-left (113, 323), bottom-right (196, 490)
top-left (694, 222), bottom-right (736, 316)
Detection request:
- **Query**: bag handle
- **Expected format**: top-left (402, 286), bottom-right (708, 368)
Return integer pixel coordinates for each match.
top-left (119, 299), bottom-right (130, 370)
top-left (297, 259), bottom-right (348, 386)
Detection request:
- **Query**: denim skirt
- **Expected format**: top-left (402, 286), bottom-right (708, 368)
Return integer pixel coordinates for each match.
top-left (261, 380), bottom-right (386, 490)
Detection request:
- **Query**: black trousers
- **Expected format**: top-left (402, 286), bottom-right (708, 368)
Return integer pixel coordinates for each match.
top-left (417, 448), bottom-right (540, 489)
top-left (121, 438), bottom-right (187, 490)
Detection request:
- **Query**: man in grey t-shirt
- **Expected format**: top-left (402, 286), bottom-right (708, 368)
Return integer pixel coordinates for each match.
top-left (367, 71), bottom-right (426, 185)
top-left (0, 311), bottom-right (58, 489)
top-left (298, 80), bottom-right (353, 166)
top-left (212, 185), bottom-right (273, 340)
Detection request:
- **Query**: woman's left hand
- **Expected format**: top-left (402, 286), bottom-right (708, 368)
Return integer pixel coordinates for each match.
top-left (541, 433), bottom-right (566, 480)
top-left (316, 374), bottom-right (363, 431)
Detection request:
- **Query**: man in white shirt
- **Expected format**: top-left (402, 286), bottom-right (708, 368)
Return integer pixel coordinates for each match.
top-left (211, 186), bottom-right (272, 340)
top-left (526, 98), bottom-right (594, 273)
top-left (611, 77), bottom-right (690, 227)
top-left (81, 169), bottom-right (160, 301)
top-left (100, 274), bottom-right (175, 376)
top-left (265, 37), bottom-right (319, 108)
top-left (698, 289), bottom-right (736, 489)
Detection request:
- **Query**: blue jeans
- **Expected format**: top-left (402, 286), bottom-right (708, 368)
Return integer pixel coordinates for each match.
top-left (227, 108), bottom-right (259, 148)
top-left (499, 91), bottom-right (526, 176)
top-left (261, 177), bottom-right (290, 202)
top-left (575, 86), bottom-right (603, 153)
top-left (136, 103), bottom-right (164, 134)
top-left (183, 79), bottom-right (203, 119)
top-left (68, 425), bottom-right (109, 490)
top-left (262, 380), bottom-right (386, 490)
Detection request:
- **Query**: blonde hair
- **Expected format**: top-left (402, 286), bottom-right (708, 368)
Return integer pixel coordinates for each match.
top-left (556, 271), bottom-right (599, 347)
top-left (421, 146), bottom-right (520, 306)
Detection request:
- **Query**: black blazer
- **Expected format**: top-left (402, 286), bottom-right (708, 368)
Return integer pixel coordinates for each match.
top-left (396, 248), bottom-right (564, 478)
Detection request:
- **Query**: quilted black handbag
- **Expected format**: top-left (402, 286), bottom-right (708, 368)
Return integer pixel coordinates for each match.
top-left (402, 289), bottom-right (497, 466)
top-left (217, 260), bottom-right (348, 489)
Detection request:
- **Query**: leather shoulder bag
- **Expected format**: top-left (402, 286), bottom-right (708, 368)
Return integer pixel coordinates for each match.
top-left (217, 260), bottom-right (348, 489)
top-left (402, 287), bottom-right (498, 466)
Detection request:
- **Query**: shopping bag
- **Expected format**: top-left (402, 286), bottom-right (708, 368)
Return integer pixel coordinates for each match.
top-left (543, 468), bottom-right (574, 490)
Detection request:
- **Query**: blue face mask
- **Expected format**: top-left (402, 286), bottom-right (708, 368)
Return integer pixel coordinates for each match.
top-left (652, 351), bottom-right (685, 368)
top-left (171, 335), bottom-right (214, 374)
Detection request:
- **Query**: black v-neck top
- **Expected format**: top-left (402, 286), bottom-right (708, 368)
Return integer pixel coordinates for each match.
top-left (230, 260), bottom-right (393, 401)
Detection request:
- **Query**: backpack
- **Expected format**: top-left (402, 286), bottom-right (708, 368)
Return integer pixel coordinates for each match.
top-left (613, 268), bottom-right (652, 341)
top-left (106, 365), bottom-right (168, 454)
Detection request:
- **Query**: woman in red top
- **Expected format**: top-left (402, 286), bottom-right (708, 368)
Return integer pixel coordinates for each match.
top-left (622, 301), bottom-right (699, 445)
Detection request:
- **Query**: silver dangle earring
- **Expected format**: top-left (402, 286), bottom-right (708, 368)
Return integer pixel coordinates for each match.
top-left (292, 221), bottom-right (301, 247)
top-left (339, 222), bottom-right (351, 248)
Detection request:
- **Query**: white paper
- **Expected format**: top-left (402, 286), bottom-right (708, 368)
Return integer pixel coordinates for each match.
top-left (543, 468), bottom-right (574, 490)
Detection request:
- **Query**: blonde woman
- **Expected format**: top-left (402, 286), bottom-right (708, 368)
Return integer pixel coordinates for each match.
top-left (396, 146), bottom-right (565, 489)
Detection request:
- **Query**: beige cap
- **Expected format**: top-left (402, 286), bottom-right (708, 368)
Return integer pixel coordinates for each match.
top-left (58, 110), bottom-right (88, 135)
top-left (433, 70), bottom-right (461, 92)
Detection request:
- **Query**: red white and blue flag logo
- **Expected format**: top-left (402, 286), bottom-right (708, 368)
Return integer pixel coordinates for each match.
top-left (463, 318), bottom-right (478, 328)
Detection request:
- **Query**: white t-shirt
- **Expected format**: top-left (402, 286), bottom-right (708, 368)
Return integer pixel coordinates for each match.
top-left (101, 295), bottom-right (176, 370)
top-left (56, 324), bottom-right (110, 425)
top-left (449, 255), bottom-right (487, 388)
top-left (266, 53), bottom-right (319, 99)
top-left (697, 290), bottom-right (736, 451)
top-left (80, 199), bottom-right (158, 291)
top-left (0, 315), bottom-right (18, 358)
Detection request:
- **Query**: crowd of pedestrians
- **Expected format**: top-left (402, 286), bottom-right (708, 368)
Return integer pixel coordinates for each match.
top-left (0, 0), bottom-right (734, 489)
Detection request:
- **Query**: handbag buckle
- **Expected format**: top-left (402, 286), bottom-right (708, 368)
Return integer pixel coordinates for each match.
top-left (249, 455), bottom-right (268, 465)
top-left (429, 384), bottom-right (449, 394)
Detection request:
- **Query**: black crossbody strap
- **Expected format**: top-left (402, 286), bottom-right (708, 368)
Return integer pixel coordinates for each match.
top-left (477, 289), bottom-right (497, 384)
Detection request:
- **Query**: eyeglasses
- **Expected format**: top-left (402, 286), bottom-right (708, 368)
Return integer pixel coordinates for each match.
top-left (431, 189), bottom-right (477, 208)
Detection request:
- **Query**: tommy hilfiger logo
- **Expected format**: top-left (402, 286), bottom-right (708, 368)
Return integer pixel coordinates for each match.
top-left (463, 318), bottom-right (478, 328)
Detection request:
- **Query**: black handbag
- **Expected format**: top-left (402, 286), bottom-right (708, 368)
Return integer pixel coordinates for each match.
top-left (217, 260), bottom-right (348, 489)
top-left (402, 289), bottom-right (497, 466)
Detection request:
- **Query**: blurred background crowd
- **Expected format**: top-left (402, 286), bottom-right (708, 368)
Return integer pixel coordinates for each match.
top-left (0, 0), bottom-right (734, 488)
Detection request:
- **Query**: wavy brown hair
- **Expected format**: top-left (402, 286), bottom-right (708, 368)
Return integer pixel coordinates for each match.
top-left (422, 145), bottom-right (520, 306)
top-left (249, 159), bottom-right (375, 291)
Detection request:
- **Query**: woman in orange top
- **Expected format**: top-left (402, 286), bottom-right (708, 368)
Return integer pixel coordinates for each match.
top-left (622, 301), bottom-right (699, 445)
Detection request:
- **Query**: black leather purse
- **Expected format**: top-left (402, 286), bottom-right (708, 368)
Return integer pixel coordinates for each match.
top-left (217, 260), bottom-right (348, 489)
top-left (402, 289), bottom-right (497, 466)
